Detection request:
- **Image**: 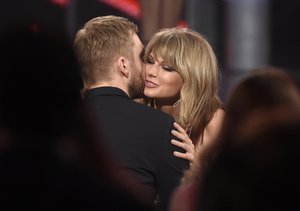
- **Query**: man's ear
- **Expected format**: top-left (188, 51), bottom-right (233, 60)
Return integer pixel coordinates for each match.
top-left (117, 56), bottom-right (129, 78)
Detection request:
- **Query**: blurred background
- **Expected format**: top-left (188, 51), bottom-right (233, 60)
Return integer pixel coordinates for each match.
top-left (1, 0), bottom-right (299, 100)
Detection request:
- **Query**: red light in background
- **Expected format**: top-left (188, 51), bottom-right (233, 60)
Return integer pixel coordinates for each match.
top-left (49, 0), bottom-right (70, 8)
top-left (98, 0), bottom-right (140, 19)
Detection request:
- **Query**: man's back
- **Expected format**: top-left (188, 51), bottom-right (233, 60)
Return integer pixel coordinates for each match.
top-left (85, 87), bottom-right (189, 210)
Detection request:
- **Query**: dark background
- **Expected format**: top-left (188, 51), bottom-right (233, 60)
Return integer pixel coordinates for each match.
top-left (1, 0), bottom-right (299, 96)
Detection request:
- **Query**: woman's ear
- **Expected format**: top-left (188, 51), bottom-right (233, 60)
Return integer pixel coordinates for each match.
top-left (117, 56), bottom-right (129, 78)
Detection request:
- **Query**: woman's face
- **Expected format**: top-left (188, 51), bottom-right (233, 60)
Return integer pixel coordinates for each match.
top-left (144, 53), bottom-right (183, 103)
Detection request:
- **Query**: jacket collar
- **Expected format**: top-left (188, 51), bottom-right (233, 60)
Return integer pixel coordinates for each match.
top-left (85, 86), bottom-right (129, 99)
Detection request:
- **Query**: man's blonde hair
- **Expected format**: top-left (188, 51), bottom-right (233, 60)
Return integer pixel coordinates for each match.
top-left (74, 15), bottom-right (138, 86)
top-left (145, 27), bottom-right (222, 144)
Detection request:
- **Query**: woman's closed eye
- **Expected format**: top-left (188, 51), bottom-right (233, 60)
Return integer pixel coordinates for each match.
top-left (162, 65), bottom-right (176, 72)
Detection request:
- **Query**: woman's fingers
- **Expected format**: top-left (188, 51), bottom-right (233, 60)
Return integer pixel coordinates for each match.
top-left (173, 150), bottom-right (195, 163)
top-left (171, 122), bottom-right (195, 163)
top-left (171, 139), bottom-right (194, 153)
top-left (173, 122), bottom-right (187, 134)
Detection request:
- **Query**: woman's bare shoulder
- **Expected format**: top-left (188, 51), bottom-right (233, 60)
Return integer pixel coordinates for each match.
top-left (212, 108), bottom-right (225, 123)
top-left (200, 109), bottom-right (225, 145)
top-left (207, 109), bottom-right (225, 130)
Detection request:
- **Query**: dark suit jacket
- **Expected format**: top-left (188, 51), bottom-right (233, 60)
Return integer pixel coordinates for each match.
top-left (85, 87), bottom-right (189, 211)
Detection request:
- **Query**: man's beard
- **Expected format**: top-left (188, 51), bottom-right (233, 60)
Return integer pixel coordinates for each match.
top-left (128, 75), bottom-right (145, 99)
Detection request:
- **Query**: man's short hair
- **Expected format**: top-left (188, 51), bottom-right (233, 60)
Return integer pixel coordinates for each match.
top-left (74, 15), bottom-right (138, 86)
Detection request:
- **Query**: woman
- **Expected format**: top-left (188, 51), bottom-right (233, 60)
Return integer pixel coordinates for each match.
top-left (144, 27), bottom-right (224, 163)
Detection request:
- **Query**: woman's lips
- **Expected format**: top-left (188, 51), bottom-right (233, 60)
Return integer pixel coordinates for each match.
top-left (145, 80), bottom-right (158, 88)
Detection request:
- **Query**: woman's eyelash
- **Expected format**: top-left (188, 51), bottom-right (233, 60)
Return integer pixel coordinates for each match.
top-left (146, 57), bottom-right (176, 72)
top-left (162, 65), bottom-right (175, 72)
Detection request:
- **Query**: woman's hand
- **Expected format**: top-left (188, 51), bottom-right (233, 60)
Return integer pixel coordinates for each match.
top-left (171, 122), bottom-right (195, 164)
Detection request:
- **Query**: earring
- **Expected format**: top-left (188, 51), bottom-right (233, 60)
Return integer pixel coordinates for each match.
top-left (172, 99), bottom-right (181, 107)
top-left (153, 99), bottom-right (157, 109)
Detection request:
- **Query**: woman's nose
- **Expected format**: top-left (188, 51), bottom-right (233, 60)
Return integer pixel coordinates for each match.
top-left (146, 64), bottom-right (158, 77)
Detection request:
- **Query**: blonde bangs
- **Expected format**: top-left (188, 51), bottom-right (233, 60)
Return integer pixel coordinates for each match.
top-left (145, 29), bottom-right (182, 74)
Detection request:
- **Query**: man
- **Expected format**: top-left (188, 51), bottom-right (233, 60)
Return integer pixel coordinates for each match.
top-left (74, 15), bottom-right (189, 211)
top-left (0, 22), bottom-right (151, 211)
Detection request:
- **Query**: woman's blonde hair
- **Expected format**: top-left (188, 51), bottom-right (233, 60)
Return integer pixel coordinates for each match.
top-left (144, 27), bottom-right (222, 144)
